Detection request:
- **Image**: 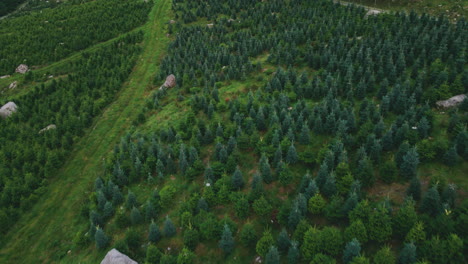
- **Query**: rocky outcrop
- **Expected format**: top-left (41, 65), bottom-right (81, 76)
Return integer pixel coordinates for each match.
top-left (39, 124), bottom-right (57, 134)
top-left (9, 81), bottom-right (17, 89)
top-left (160, 74), bottom-right (176, 90)
top-left (15, 64), bottom-right (29, 74)
top-left (0, 101), bottom-right (18, 118)
top-left (436, 94), bottom-right (467, 108)
top-left (100, 249), bottom-right (137, 264)
top-left (365, 9), bottom-right (381, 16)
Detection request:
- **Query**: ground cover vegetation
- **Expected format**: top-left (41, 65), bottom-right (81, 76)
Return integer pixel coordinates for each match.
top-left (80, 0), bottom-right (467, 263)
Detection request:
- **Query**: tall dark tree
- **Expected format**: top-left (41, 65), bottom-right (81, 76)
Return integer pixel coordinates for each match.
top-left (420, 186), bottom-right (442, 216)
top-left (343, 238), bottom-right (361, 264)
top-left (149, 221), bottom-right (161, 243)
top-left (231, 166), bottom-right (245, 190)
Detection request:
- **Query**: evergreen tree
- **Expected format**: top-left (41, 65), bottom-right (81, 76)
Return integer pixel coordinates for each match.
top-left (343, 238), bottom-right (361, 264)
top-left (373, 246), bottom-right (396, 264)
top-left (406, 177), bottom-right (421, 201)
top-left (405, 221), bottom-right (426, 244)
top-left (149, 221), bottom-right (161, 243)
top-left (419, 186), bottom-right (442, 216)
top-left (126, 190), bottom-right (138, 210)
top-left (400, 147), bottom-right (419, 180)
top-left (103, 201), bottom-right (114, 220)
top-left (443, 145), bottom-right (458, 166)
top-left (240, 223), bottom-right (257, 247)
top-left (395, 141), bottom-right (410, 168)
top-left (130, 207), bottom-right (142, 225)
top-left (265, 246), bottom-right (280, 264)
top-left (253, 196), bottom-right (272, 217)
top-left (197, 197), bottom-right (209, 213)
top-left (260, 158), bottom-right (273, 184)
top-left (277, 228), bottom-right (291, 253)
top-left (146, 244), bottom-right (162, 264)
top-left (95, 227), bottom-right (109, 250)
top-left (231, 166), bottom-right (244, 190)
top-left (344, 219), bottom-right (368, 243)
top-left (308, 193), bottom-right (326, 215)
top-left (219, 224), bottom-right (234, 255)
top-left (442, 183), bottom-right (457, 208)
top-left (299, 124), bottom-right (310, 145)
top-left (287, 241), bottom-right (300, 264)
top-left (316, 162), bottom-right (329, 190)
top-left (393, 199), bottom-right (417, 238)
top-left (146, 201), bottom-right (157, 222)
top-left (368, 205), bottom-right (392, 243)
top-left (398, 242), bottom-right (417, 264)
top-left (322, 174), bottom-right (337, 198)
top-left (286, 143), bottom-right (298, 164)
top-left (183, 228), bottom-right (199, 250)
top-left (163, 216), bottom-right (176, 237)
top-left (256, 230), bottom-right (275, 257)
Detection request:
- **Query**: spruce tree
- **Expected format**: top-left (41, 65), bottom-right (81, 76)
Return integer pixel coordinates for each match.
top-left (373, 246), bottom-right (396, 264)
top-left (163, 216), bottom-right (176, 237)
top-left (95, 227), bottom-right (109, 250)
top-left (277, 228), bottom-right (291, 253)
top-left (443, 145), bottom-right (458, 166)
top-left (344, 219), bottom-right (368, 243)
top-left (406, 177), bottom-right (421, 201)
top-left (400, 147), bottom-right (419, 180)
top-left (149, 221), bottom-right (161, 243)
top-left (265, 246), bottom-right (280, 264)
top-left (398, 242), bottom-right (417, 264)
top-left (231, 166), bottom-right (244, 190)
top-left (218, 224), bottom-right (234, 255)
top-left (286, 143), bottom-right (298, 164)
top-left (130, 207), bottom-right (142, 225)
top-left (287, 240), bottom-right (300, 264)
top-left (420, 186), bottom-right (442, 216)
top-left (343, 238), bottom-right (361, 264)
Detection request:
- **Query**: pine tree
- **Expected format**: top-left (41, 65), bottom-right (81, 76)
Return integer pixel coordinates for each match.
top-left (406, 177), bottom-right (421, 201)
top-left (368, 205), bottom-right (392, 243)
top-left (197, 197), bottom-right (209, 213)
top-left (218, 224), bottom-right (234, 255)
top-left (400, 147), bottom-right (419, 180)
top-left (287, 240), bottom-right (300, 264)
top-left (261, 158), bottom-right (273, 184)
top-left (146, 201), bottom-right (157, 222)
top-left (95, 227), bottom-right (109, 250)
top-left (443, 145), bottom-right (458, 166)
top-left (126, 190), bottom-right (138, 210)
top-left (163, 216), bottom-right (176, 237)
top-left (286, 143), bottom-right (298, 164)
top-left (240, 223), bottom-right (257, 247)
top-left (130, 207), bottom-right (142, 225)
top-left (103, 201), bottom-right (114, 220)
top-left (299, 124), bottom-right (310, 145)
top-left (398, 242), bottom-right (417, 264)
top-left (405, 221), bottom-right (426, 244)
top-left (256, 230), bottom-right (274, 257)
top-left (253, 196), bottom-right (272, 217)
top-left (265, 246), bottom-right (280, 264)
top-left (183, 228), bottom-right (199, 250)
top-left (146, 244), bottom-right (162, 264)
top-left (231, 166), bottom-right (244, 190)
top-left (149, 221), bottom-right (161, 243)
top-left (316, 162), bottom-right (329, 190)
top-left (393, 199), bottom-right (417, 238)
top-left (420, 186), bottom-right (442, 216)
top-left (373, 246), bottom-right (396, 264)
top-left (343, 238), bottom-right (361, 264)
top-left (277, 228), bottom-right (291, 253)
top-left (344, 219), bottom-right (368, 243)
top-left (322, 174), bottom-right (337, 198)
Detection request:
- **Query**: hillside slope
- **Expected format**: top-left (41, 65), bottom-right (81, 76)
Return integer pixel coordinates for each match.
top-left (0, 0), bottom-right (171, 262)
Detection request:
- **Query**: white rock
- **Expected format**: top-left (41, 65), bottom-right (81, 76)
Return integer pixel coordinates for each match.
top-left (100, 249), bottom-right (137, 264)
top-left (39, 124), bottom-right (57, 134)
top-left (15, 64), bottom-right (29, 74)
top-left (0, 102), bottom-right (18, 119)
top-left (436, 94), bottom-right (467, 108)
top-left (0, 75), bottom-right (10, 79)
top-left (9, 81), bottom-right (17, 89)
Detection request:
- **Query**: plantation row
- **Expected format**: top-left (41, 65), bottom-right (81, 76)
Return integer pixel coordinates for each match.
top-left (0, 31), bottom-right (144, 238)
top-left (0, 0), bottom-right (152, 74)
top-left (84, 0), bottom-right (467, 263)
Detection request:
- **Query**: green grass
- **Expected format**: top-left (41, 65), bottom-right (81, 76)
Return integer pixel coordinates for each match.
top-left (0, 0), bottom-right (172, 263)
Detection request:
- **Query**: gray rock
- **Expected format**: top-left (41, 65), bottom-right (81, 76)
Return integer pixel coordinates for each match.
top-left (100, 249), bottom-right (137, 264)
top-left (15, 64), bottom-right (29, 74)
top-left (160, 74), bottom-right (176, 90)
top-left (0, 102), bottom-right (18, 118)
top-left (436, 94), bottom-right (467, 108)
top-left (0, 75), bottom-right (10, 79)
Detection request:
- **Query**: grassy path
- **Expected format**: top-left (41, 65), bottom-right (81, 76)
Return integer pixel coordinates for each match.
top-left (0, 0), bottom-right (171, 263)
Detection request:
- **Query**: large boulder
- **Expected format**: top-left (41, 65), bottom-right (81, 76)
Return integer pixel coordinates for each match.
top-left (100, 249), bottom-right (137, 264)
top-left (160, 74), bottom-right (176, 90)
top-left (436, 94), bottom-right (467, 108)
top-left (0, 101), bottom-right (18, 118)
top-left (15, 64), bottom-right (29, 74)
